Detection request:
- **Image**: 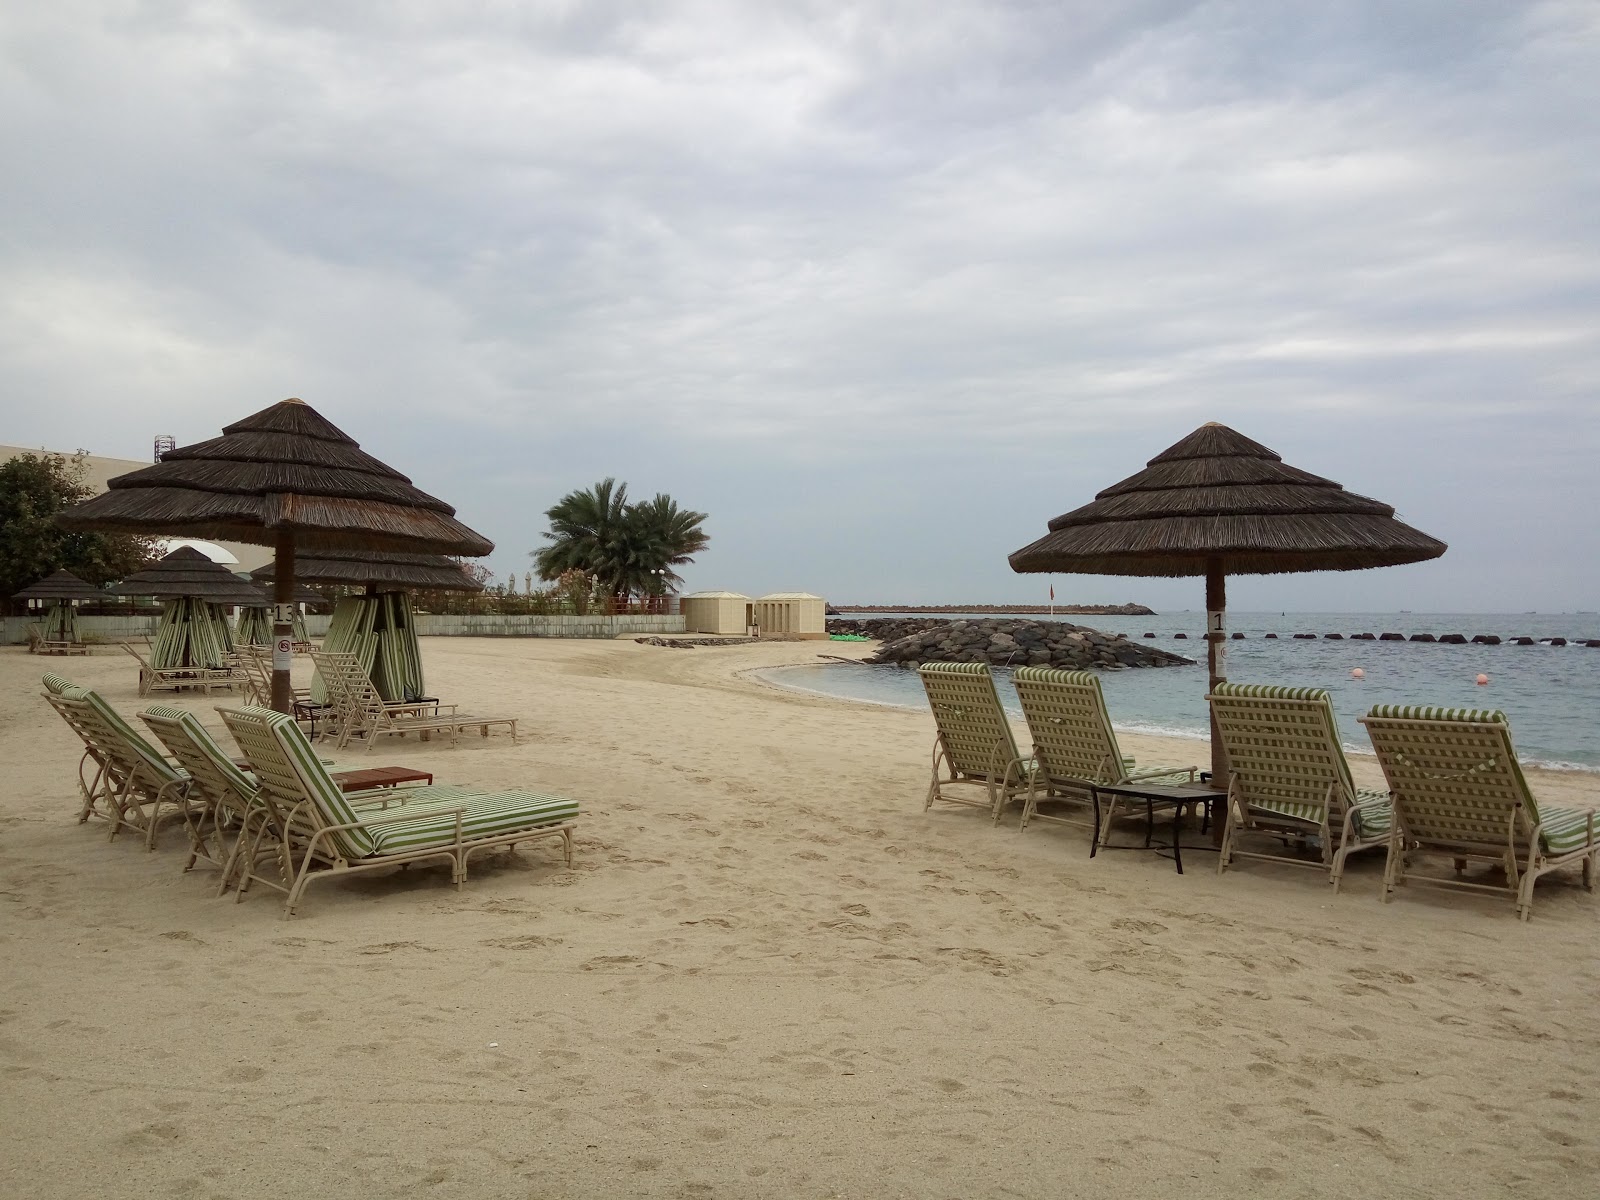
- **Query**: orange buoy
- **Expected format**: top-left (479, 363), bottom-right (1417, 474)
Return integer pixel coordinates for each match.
top-left (1350, 668), bottom-right (1365, 679)
top-left (1476, 673), bottom-right (1489, 686)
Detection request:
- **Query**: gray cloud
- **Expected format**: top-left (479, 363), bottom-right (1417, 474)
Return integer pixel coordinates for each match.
top-left (2, 1), bottom-right (1596, 611)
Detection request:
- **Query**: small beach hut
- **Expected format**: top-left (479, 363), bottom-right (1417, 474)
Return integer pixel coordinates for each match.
top-left (680, 591), bottom-right (753, 635)
top-left (56, 398), bottom-right (493, 713)
top-left (12, 570), bottom-right (103, 645)
top-left (253, 550), bottom-right (483, 703)
top-left (1008, 421), bottom-right (1447, 782)
top-left (113, 547), bottom-right (264, 669)
top-left (752, 592), bottom-right (828, 639)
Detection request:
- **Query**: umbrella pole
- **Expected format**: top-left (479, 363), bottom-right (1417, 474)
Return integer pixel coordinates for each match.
top-left (1206, 560), bottom-right (1229, 840)
top-left (271, 531), bottom-right (296, 714)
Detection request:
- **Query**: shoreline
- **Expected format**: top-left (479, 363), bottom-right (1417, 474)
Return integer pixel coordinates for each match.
top-left (751, 653), bottom-right (1600, 778)
top-left (2, 638), bottom-right (1597, 1198)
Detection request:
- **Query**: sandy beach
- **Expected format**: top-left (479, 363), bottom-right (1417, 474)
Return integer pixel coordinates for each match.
top-left (2, 636), bottom-right (1596, 1199)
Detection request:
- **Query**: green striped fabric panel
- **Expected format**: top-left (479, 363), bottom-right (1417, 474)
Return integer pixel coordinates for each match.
top-left (1213, 683), bottom-right (1331, 703)
top-left (1539, 805), bottom-right (1598, 854)
top-left (236, 607), bottom-right (271, 645)
top-left (312, 596), bottom-right (380, 704)
top-left (257, 707), bottom-right (375, 857)
top-left (371, 592), bottom-right (425, 703)
top-left (153, 599), bottom-right (184, 669)
top-left (141, 704), bottom-right (257, 798)
top-left (42, 673), bottom-right (76, 694)
top-left (85, 690), bottom-right (184, 784)
top-left (367, 790), bottom-right (580, 855)
top-left (44, 603), bottom-right (77, 642)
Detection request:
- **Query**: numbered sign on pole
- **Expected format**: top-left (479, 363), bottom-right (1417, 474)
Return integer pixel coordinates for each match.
top-left (272, 602), bottom-right (298, 624)
top-left (273, 637), bottom-right (293, 672)
top-left (1208, 609), bottom-right (1226, 677)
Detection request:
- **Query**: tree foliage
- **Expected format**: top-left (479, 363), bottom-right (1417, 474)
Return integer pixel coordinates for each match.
top-left (531, 479), bottom-right (710, 600)
top-left (0, 452), bottom-right (159, 607)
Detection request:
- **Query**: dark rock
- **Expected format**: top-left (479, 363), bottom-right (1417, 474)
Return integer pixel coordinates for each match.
top-left (1143, 632), bottom-right (1155, 638)
top-left (1294, 633), bottom-right (1317, 640)
top-left (1437, 634), bottom-right (1468, 644)
top-left (1511, 637), bottom-right (1536, 645)
top-left (1410, 633), bottom-right (1436, 643)
top-left (1174, 633), bottom-right (1188, 639)
top-left (861, 617), bottom-right (1193, 671)
top-left (1379, 632), bottom-right (1405, 641)
top-left (1545, 637), bottom-right (1568, 647)
top-left (1324, 633), bottom-right (1344, 640)
top-left (1471, 635), bottom-right (1501, 645)
top-left (1231, 632), bottom-right (1245, 640)
top-left (1585, 640), bottom-right (1600, 648)
top-left (1350, 632), bottom-right (1376, 640)
top-left (1264, 633), bottom-right (1278, 639)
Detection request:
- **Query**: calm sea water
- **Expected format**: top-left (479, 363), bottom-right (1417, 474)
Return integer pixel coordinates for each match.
top-left (755, 612), bottom-right (1600, 772)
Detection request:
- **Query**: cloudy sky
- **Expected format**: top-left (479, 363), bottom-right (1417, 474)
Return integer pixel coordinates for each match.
top-left (3, 2), bottom-right (1597, 612)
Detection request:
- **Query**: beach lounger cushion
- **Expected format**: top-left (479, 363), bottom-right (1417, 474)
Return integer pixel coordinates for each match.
top-left (1012, 666), bottom-right (1192, 784)
top-left (917, 662), bottom-right (1035, 819)
top-left (359, 786), bottom-right (581, 855)
top-left (71, 687), bottom-right (187, 788)
top-left (42, 672), bottom-right (77, 694)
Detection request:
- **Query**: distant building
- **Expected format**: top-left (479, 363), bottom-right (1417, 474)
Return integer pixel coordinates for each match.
top-left (0, 443), bottom-right (274, 573)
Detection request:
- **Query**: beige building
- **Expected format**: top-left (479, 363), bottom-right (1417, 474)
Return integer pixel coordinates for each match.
top-left (1, 443), bottom-right (273, 572)
top-left (752, 592), bottom-right (828, 639)
top-left (679, 591), bottom-right (753, 635)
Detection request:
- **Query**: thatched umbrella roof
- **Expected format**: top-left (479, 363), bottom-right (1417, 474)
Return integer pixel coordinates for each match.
top-left (56, 398), bottom-right (493, 556)
top-left (250, 551), bottom-right (484, 593)
top-left (56, 397), bottom-right (493, 713)
top-left (1008, 423), bottom-right (1447, 577)
top-left (12, 569), bottom-right (103, 603)
top-left (112, 547), bottom-right (268, 605)
top-left (1009, 421), bottom-right (1446, 791)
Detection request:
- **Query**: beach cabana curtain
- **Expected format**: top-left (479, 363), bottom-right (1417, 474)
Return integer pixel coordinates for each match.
top-left (151, 597), bottom-right (235, 670)
top-left (43, 603), bottom-right (78, 643)
top-left (310, 592), bottom-right (425, 704)
top-left (237, 605), bottom-right (309, 646)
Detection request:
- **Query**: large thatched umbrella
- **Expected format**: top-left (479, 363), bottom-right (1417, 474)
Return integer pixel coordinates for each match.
top-left (251, 551), bottom-right (484, 702)
top-left (13, 569), bottom-right (104, 643)
top-left (1008, 422), bottom-right (1447, 782)
top-left (112, 547), bottom-right (265, 669)
top-left (58, 398), bottom-right (493, 712)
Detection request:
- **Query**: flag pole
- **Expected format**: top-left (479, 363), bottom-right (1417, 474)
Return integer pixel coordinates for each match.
top-left (1048, 578), bottom-right (1055, 617)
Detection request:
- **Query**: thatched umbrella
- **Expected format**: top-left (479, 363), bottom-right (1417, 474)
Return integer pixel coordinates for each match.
top-left (58, 398), bottom-right (493, 712)
top-left (1008, 422), bottom-right (1447, 782)
top-left (112, 547), bottom-right (264, 669)
top-left (251, 551), bottom-right (484, 702)
top-left (12, 569), bottom-right (104, 643)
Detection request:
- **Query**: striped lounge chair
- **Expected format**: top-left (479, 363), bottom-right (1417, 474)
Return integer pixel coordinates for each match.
top-left (1208, 683), bottom-right (1393, 891)
top-left (219, 706), bottom-right (577, 917)
top-left (1359, 706), bottom-right (1597, 920)
top-left (917, 663), bottom-right (1034, 821)
top-left (1012, 667), bottom-right (1198, 837)
top-left (40, 675), bottom-right (200, 849)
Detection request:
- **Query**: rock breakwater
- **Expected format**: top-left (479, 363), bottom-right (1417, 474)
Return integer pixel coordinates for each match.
top-left (827, 617), bottom-right (1193, 670)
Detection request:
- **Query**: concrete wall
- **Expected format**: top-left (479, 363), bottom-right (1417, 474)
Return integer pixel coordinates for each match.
top-left (4, 612), bottom-right (684, 644)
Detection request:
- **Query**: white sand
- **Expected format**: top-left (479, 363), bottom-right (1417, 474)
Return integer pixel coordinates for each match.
top-left (1, 638), bottom-right (1596, 1198)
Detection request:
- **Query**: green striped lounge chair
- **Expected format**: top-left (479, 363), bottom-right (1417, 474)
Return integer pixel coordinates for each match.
top-left (917, 663), bottom-right (1035, 822)
top-left (1208, 683), bottom-right (1393, 891)
top-left (1012, 667), bottom-right (1198, 837)
top-left (1358, 706), bottom-right (1597, 921)
top-left (42, 672), bottom-right (117, 823)
top-left (219, 706), bottom-right (577, 918)
top-left (140, 705), bottom-right (283, 891)
top-left (41, 677), bottom-right (199, 849)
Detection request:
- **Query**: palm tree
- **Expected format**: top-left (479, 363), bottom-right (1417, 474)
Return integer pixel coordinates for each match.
top-left (532, 481), bottom-right (710, 603)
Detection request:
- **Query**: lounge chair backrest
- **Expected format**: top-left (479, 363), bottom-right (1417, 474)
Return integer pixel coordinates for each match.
top-left (42, 672), bottom-right (76, 695)
top-left (57, 686), bottom-right (185, 788)
top-left (220, 706), bottom-right (374, 857)
top-left (917, 663), bottom-right (1021, 779)
top-left (1209, 683), bottom-right (1357, 823)
top-left (1012, 667), bottom-right (1126, 785)
top-left (140, 705), bottom-right (257, 807)
top-left (1359, 705), bottom-right (1537, 847)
